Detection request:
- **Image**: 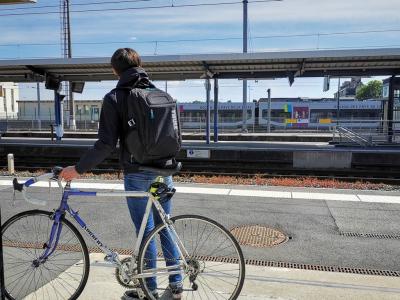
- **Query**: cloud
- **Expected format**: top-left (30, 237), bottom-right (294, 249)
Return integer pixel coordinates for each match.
top-left (69, 0), bottom-right (399, 26)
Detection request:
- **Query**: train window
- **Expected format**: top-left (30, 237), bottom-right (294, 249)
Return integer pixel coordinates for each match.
top-left (90, 106), bottom-right (99, 121)
top-left (262, 109), bottom-right (290, 121)
top-left (310, 110), bottom-right (336, 122)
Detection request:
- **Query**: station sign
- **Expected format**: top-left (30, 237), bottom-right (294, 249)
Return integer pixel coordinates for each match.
top-left (186, 149), bottom-right (210, 159)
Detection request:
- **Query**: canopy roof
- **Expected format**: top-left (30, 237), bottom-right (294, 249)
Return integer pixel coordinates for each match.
top-left (0, 48), bottom-right (399, 82)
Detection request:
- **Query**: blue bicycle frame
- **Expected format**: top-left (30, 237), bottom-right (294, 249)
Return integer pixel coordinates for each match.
top-left (21, 175), bottom-right (189, 278)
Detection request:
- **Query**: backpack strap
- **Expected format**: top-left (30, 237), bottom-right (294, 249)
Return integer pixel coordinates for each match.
top-left (114, 75), bottom-right (142, 132)
top-left (114, 87), bottom-right (132, 137)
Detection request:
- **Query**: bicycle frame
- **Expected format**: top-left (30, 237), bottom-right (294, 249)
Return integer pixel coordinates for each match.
top-left (39, 185), bottom-right (190, 279)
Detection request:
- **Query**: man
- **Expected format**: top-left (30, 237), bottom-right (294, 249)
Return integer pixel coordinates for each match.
top-left (60, 48), bottom-right (183, 300)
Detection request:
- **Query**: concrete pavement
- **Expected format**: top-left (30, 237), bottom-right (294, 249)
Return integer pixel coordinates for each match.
top-left (79, 253), bottom-right (400, 300)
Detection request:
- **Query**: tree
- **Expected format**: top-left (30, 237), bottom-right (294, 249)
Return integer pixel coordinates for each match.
top-left (355, 80), bottom-right (383, 100)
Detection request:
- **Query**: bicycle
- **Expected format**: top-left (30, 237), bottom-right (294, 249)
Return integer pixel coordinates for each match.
top-left (1, 166), bottom-right (245, 300)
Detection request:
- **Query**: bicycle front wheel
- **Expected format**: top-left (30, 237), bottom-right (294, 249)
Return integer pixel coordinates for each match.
top-left (1, 210), bottom-right (90, 300)
top-left (138, 215), bottom-right (245, 300)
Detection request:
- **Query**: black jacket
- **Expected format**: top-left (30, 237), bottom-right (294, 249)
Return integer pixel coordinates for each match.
top-left (75, 67), bottom-right (152, 174)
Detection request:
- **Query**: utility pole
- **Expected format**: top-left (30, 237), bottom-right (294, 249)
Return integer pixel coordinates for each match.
top-left (61, 0), bottom-right (75, 130)
top-left (242, 0), bottom-right (248, 132)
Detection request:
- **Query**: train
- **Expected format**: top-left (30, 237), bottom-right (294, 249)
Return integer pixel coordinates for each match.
top-left (178, 98), bottom-right (384, 130)
top-left (15, 97), bottom-right (385, 131)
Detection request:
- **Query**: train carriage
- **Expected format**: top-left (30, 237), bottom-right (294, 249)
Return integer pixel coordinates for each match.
top-left (178, 102), bottom-right (256, 129)
top-left (258, 100), bottom-right (383, 130)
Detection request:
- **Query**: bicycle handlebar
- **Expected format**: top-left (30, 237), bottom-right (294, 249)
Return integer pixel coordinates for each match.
top-left (13, 167), bottom-right (64, 206)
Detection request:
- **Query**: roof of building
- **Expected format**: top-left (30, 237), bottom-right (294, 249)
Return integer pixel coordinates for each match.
top-left (1, 48), bottom-right (400, 82)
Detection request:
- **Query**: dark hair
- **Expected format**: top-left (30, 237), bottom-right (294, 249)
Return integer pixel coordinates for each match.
top-left (111, 48), bottom-right (142, 76)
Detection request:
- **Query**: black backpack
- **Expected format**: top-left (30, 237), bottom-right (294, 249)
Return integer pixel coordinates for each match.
top-left (117, 81), bottom-right (182, 166)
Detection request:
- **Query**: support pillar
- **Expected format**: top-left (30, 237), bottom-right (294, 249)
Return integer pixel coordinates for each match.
top-left (387, 75), bottom-right (395, 143)
top-left (213, 78), bottom-right (219, 143)
top-left (205, 78), bottom-right (211, 144)
top-left (54, 91), bottom-right (65, 141)
top-left (242, 0), bottom-right (248, 132)
top-left (267, 88), bottom-right (272, 133)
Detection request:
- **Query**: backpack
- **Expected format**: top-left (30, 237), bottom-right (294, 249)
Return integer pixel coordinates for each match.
top-left (117, 81), bottom-right (182, 166)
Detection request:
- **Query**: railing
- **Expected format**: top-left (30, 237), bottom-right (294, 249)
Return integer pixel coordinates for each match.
top-left (179, 117), bottom-right (386, 134)
top-left (1, 115), bottom-right (399, 144)
top-left (331, 120), bottom-right (400, 146)
top-left (333, 126), bottom-right (375, 146)
top-left (0, 115), bottom-right (99, 132)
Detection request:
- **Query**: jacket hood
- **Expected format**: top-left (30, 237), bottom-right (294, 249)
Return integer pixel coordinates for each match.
top-left (116, 67), bottom-right (151, 88)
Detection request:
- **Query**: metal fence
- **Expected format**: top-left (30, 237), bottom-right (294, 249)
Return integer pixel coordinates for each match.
top-left (1, 115), bottom-right (399, 144)
top-left (0, 116), bottom-right (99, 132)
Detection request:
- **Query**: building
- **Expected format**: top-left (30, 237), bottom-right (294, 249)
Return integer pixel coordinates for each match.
top-left (334, 77), bottom-right (363, 99)
top-left (17, 99), bottom-right (102, 121)
top-left (0, 82), bottom-right (19, 119)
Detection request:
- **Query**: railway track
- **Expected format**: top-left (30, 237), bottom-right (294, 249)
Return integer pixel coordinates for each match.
top-left (1, 140), bottom-right (399, 186)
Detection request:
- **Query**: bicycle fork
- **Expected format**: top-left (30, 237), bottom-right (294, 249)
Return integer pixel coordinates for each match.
top-left (33, 210), bottom-right (65, 267)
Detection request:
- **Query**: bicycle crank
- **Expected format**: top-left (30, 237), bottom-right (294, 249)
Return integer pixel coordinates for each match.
top-left (115, 257), bottom-right (139, 288)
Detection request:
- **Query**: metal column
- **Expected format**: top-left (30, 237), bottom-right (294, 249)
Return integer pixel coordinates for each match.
top-left (205, 78), bottom-right (211, 144)
top-left (0, 205), bottom-right (5, 300)
top-left (36, 82), bottom-right (41, 130)
top-left (267, 88), bottom-right (272, 133)
top-left (54, 92), bottom-right (64, 141)
top-left (242, 0), bottom-right (248, 132)
top-left (387, 75), bottom-right (395, 143)
top-left (336, 77), bottom-right (341, 125)
top-left (213, 78), bottom-right (219, 142)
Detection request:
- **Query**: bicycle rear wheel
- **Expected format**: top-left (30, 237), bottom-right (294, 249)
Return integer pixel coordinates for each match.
top-left (1, 210), bottom-right (90, 300)
top-left (137, 215), bottom-right (245, 300)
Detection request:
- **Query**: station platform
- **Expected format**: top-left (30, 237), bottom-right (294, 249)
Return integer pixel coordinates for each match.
top-left (1, 136), bottom-right (400, 177)
top-left (1, 178), bottom-right (399, 299)
top-left (83, 253), bottom-right (400, 300)
top-left (3, 130), bottom-right (333, 142)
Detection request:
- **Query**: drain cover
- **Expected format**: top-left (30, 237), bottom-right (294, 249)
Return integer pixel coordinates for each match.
top-left (230, 225), bottom-right (288, 248)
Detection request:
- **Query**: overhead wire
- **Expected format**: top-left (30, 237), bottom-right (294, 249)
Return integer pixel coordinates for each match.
top-left (0, 0), bottom-right (282, 17)
top-left (1, 28), bottom-right (399, 47)
top-left (0, 0), bottom-right (155, 11)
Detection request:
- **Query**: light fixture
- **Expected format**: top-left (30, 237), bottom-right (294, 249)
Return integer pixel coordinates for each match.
top-left (0, 0), bottom-right (36, 4)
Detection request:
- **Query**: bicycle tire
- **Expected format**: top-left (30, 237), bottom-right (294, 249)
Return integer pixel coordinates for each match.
top-left (137, 214), bottom-right (245, 300)
top-left (1, 210), bottom-right (90, 300)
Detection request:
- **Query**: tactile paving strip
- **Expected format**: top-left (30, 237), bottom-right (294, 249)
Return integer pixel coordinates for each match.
top-left (4, 241), bottom-right (400, 277)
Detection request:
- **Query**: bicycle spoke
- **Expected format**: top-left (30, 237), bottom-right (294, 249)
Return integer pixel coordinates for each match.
top-left (139, 216), bottom-right (244, 300)
top-left (2, 211), bottom-right (89, 300)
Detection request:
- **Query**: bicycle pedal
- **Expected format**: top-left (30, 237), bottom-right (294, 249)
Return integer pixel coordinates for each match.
top-left (104, 253), bottom-right (118, 263)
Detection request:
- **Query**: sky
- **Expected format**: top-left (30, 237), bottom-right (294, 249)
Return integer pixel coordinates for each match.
top-left (1, 0), bottom-right (399, 102)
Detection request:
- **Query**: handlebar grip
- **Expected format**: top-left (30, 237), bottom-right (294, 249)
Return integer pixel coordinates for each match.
top-left (13, 178), bottom-right (24, 192)
top-left (13, 176), bottom-right (50, 206)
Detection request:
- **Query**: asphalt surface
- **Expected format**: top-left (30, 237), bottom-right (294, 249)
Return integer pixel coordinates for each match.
top-left (1, 183), bottom-right (400, 273)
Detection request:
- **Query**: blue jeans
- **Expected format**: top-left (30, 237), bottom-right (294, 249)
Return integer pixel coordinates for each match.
top-left (124, 171), bottom-right (182, 291)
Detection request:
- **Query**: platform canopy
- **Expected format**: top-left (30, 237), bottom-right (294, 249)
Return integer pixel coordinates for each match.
top-left (0, 48), bottom-right (400, 82)
top-left (0, 0), bottom-right (36, 4)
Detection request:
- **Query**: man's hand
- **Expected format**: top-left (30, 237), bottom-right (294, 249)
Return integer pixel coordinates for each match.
top-left (60, 166), bottom-right (80, 181)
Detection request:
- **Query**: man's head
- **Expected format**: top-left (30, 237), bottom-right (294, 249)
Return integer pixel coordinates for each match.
top-left (111, 48), bottom-right (142, 76)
